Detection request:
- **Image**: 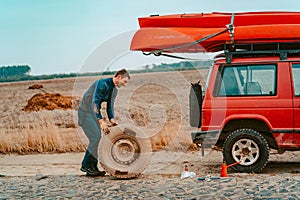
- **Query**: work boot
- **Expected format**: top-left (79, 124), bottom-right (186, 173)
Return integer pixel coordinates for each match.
top-left (88, 166), bottom-right (106, 177)
top-left (86, 170), bottom-right (106, 177)
top-left (80, 166), bottom-right (106, 177)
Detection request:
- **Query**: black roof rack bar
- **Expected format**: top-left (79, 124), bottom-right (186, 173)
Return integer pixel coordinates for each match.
top-left (224, 42), bottom-right (300, 63)
top-left (225, 42), bottom-right (300, 51)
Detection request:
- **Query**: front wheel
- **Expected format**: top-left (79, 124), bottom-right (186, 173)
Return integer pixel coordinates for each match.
top-left (223, 128), bottom-right (269, 173)
top-left (99, 126), bottom-right (152, 179)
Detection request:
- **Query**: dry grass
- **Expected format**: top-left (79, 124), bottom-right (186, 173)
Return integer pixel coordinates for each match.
top-left (0, 123), bottom-right (85, 154)
top-left (150, 121), bottom-right (180, 151)
top-left (0, 119), bottom-right (188, 154)
top-left (0, 112), bottom-right (85, 154)
top-left (149, 120), bottom-right (199, 152)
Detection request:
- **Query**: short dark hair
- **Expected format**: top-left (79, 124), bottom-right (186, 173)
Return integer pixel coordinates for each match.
top-left (115, 69), bottom-right (130, 79)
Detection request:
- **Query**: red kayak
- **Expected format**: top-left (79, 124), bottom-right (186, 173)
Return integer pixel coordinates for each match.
top-left (131, 24), bottom-right (300, 53)
top-left (139, 11), bottom-right (300, 28)
top-left (130, 11), bottom-right (300, 53)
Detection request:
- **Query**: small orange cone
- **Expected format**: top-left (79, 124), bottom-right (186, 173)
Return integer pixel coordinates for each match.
top-left (220, 162), bottom-right (240, 177)
top-left (220, 163), bottom-right (228, 177)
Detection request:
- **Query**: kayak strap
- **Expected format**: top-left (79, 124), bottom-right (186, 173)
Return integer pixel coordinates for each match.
top-left (142, 51), bottom-right (200, 60)
top-left (149, 28), bottom-right (228, 55)
top-left (143, 13), bottom-right (235, 57)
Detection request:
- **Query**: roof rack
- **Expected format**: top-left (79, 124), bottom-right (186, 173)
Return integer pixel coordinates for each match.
top-left (224, 42), bottom-right (300, 63)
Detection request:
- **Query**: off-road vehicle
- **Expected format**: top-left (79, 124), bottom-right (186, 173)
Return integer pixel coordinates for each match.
top-left (190, 43), bottom-right (300, 172)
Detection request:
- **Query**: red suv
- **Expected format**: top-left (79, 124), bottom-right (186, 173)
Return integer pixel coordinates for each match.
top-left (191, 43), bottom-right (300, 172)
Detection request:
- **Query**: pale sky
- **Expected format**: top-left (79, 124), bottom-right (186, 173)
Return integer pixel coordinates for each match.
top-left (1, 0), bottom-right (300, 75)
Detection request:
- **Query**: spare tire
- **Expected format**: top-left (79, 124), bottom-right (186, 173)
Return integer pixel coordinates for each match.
top-left (189, 82), bottom-right (202, 128)
top-left (99, 126), bottom-right (152, 179)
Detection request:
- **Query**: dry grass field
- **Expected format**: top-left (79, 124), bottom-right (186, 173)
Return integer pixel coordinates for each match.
top-left (0, 70), bottom-right (208, 154)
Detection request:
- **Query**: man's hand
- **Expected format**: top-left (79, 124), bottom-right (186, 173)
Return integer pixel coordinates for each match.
top-left (109, 118), bottom-right (118, 127)
top-left (99, 120), bottom-right (110, 134)
top-left (101, 122), bottom-right (110, 134)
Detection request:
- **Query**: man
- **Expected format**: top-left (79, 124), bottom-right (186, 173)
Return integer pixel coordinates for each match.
top-left (78, 69), bottom-right (130, 176)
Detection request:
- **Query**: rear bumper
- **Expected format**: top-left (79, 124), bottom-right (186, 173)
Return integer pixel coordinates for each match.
top-left (191, 130), bottom-right (219, 144)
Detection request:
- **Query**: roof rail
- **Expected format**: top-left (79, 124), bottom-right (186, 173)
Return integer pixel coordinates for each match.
top-left (224, 42), bottom-right (300, 63)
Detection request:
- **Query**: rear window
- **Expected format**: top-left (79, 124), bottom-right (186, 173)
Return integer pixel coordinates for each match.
top-left (215, 64), bottom-right (277, 96)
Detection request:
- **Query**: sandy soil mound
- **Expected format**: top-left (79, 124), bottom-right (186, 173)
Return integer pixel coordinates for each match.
top-left (28, 84), bottom-right (44, 89)
top-left (22, 93), bottom-right (74, 111)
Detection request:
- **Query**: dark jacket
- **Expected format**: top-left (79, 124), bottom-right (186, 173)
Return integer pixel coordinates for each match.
top-left (79, 78), bottom-right (117, 119)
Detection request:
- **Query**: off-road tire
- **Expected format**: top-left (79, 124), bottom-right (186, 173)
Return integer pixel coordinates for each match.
top-left (99, 127), bottom-right (152, 179)
top-left (223, 128), bottom-right (269, 173)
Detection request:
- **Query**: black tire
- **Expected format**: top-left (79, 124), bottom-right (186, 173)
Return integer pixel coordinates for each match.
top-left (99, 126), bottom-right (152, 179)
top-left (223, 128), bottom-right (269, 173)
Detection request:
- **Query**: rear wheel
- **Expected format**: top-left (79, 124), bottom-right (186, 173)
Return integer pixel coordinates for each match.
top-left (99, 127), bottom-right (152, 179)
top-left (223, 128), bottom-right (269, 173)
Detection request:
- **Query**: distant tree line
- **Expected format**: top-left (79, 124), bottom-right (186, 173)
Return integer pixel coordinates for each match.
top-left (157, 60), bottom-right (212, 69)
top-left (0, 60), bottom-right (212, 83)
top-left (0, 65), bottom-right (31, 77)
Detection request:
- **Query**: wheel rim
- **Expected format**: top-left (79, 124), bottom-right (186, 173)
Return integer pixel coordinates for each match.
top-left (231, 138), bottom-right (259, 166)
top-left (111, 138), bottom-right (140, 165)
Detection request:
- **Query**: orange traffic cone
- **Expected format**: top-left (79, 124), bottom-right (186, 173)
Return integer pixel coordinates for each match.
top-left (220, 163), bottom-right (228, 177)
top-left (220, 162), bottom-right (240, 177)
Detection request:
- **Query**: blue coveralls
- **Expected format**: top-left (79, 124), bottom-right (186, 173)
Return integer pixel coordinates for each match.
top-left (78, 78), bottom-right (117, 169)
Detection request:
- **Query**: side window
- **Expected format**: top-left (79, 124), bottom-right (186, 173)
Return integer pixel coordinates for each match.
top-left (292, 64), bottom-right (300, 96)
top-left (217, 65), bottom-right (276, 96)
top-left (218, 67), bottom-right (240, 96)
